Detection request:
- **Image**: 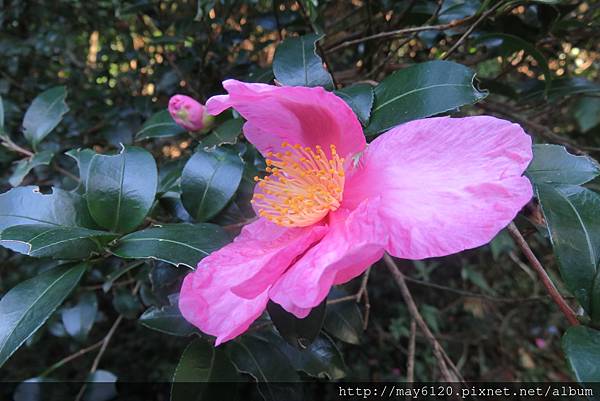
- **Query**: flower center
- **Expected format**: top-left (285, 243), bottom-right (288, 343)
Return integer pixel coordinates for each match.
top-left (251, 142), bottom-right (345, 227)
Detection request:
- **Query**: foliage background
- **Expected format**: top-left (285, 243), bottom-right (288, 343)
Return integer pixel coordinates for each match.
top-left (1, 0), bottom-right (600, 399)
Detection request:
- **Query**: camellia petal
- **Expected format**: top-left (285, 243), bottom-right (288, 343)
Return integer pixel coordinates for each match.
top-left (269, 198), bottom-right (387, 317)
top-left (342, 116), bottom-right (533, 259)
top-left (205, 79), bottom-right (366, 158)
top-left (179, 218), bottom-right (326, 345)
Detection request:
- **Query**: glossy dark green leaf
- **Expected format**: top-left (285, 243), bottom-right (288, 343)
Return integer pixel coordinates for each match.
top-left (0, 224), bottom-right (116, 259)
top-left (335, 84), bottom-right (374, 125)
top-left (0, 263), bottom-right (87, 367)
top-left (65, 148), bottom-right (97, 193)
top-left (61, 292), bottom-right (97, 342)
top-left (136, 110), bottom-right (186, 140)
top-left (272, 33), bottom-right (333, 90)
top-left (229, 336), bottom-right (300, 401)
top-left (111, 224), bottom-right (230, 268)
top-left (200, 118), bottom-right (243, 150)
top-left (562, 326), bottom-right (600, 384)
top-left (267, 299), bottom-right (325, 349)
top-left (9, 151), bottom-right (54, 187)
top-left (0, 95), bottom-right (4, 136)
top-left (573, 96), bottom-right (600, 133)
top-left (158, 159), bottom-right (186, 195)
top-left (537, 185), bottom-right (600, 318)
top-left (324, 288), bottom-right (363, 344)
top-left (267, 332), bottom-right (346, 380)
top-left (139, 304), bottom-right (196, 336)
top-left (171, 338), bottom-right (238, 401)
top-left (87, 146), bottom-right (158, 232)
top-left (365, 60), bottom-right (487, 135)
top-left (0, 186), bottom-right (96, 233)
top-left (475, 33), bottom-right (550, 79)
top-left (22, 86), bottom-right (69, 148)
top-left (527, 144), bottom-right (600, 186)
top-left (181, 147), bottom-right (243, 222)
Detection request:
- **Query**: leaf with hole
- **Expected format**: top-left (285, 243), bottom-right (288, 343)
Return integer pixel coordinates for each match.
top-left (9, 151), bottom-right (54, 187)
top-left (526, 144), bottom-right (600, 186)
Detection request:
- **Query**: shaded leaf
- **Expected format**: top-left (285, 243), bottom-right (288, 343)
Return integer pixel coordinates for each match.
top-left (527, 144), bottom-right (600, 186)
top-left (171, 338), bottom-right (238, 401)
top-left (365, 60), bottom-right (486, 135)
top-left (83, 370), bottom-right (117, 401)
top-left (335, 84), bottom-right (374, 125)
top-left (267, 299), bottom-right (325, 349)
top-left (522, 77), bottom-right (600, 102)
top-left (112, 287), bottom-right (142, 319)
top-left (136, 110), bottom-right (186, 140)
top-left (87, 146), bottom-right (158, 233)
top-left (22, 86), bottom-right (69, 148)
top-left (573, 96), bottom-right (600, 133)
top-left (139, 303), bottom-right (196, 337)
top-left (9, 151), bottom-right (54, 187)
top-left (181, 147), bottom-right (244, 222)
top-left (200, 118), bottom-right (243, 150)
top-left (0, 224), bottom-right (116, 259)
top-left (65, 148), bottom-right (96, 193)
top-left (273, 33), bottom-right (333, 89)
top-left (111, 223), bottom-right (230, 268)
top-left (562, 326), bottom-right (600, 387)
top-left (323, 288), bottom-right (363, 344)
top-left (537, 185), bottom-right (600, 318)
top-left (0, 263), bottom-right (87, 367)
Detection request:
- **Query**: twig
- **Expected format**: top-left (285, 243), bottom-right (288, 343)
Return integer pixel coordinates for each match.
top-left (506, 222), bottom-right (579, 326)
top-left (407, 319), bottom-right (416, 384)
top-left (383, 254), bottom-right (463, 383)
top-left (442, 2), bottom-right (505, 60)
top-left (39, 340), bottom-right (104, 377)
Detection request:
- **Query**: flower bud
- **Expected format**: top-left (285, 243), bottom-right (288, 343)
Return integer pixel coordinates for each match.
top-left (168, 94), bottom-right (209, 132)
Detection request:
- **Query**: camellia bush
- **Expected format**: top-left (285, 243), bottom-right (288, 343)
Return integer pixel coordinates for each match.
top-left (1, 0), bottom-right (600, 400)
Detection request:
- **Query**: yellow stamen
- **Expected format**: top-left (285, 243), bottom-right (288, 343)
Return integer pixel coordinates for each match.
top-left (252, 143), bottom-right (345, 227)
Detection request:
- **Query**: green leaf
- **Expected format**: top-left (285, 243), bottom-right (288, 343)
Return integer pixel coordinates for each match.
top-left (0, 95), bottom-right (5, 137)
top-left (158, 159), bottom-right (186, 195)
top-left (229, 336), bottom-right (300, 401)
top-left (0, 186), bottom-right (96, 233)
top-left (537, 185), bottom-right (600, 318)
top-left (522, 77), bottom-right (600, 102)
top-left (22, 86), bottom-right (69, 148)
top-left (65, 148), bottom-right (97, 193)
top-left (0, 263), bottom-right (87, 368)
top-left (365, 60), bottom-right (487, 135)
top-left (61, 292), bottom-right (97, 342)
top-left (171, 338), bottom-right (238, 401)
top-left (323, 288), bottom-right (363, 344)
top-left (267, 332), bottom-right (346, 380)
top-left (562, 326), bottom-right (600, 385)
top-left (181, 147), bottom-right (244, 222)
top-left (0, 224), bottom-right (116, 259)
top-left (267, 299), bottom-right (325, 349)
top-left (475, 33), bottom-right (550, 79)
top-left (335, 84), bottom-right (374, 125)
top-left (272, 33), bottom-right (333, 90)
top-left (573, 96), bottom-right (600, 133)
top-left (9, 151), bottom-right (54, 187)
top-left (527, 144), bottom-right (600, 186)
top-left (87, 146), bottom-right (158, 233)
top-left (136, 110), bottom-right (186, 140)
top-left (139, 303), bottom-right (196, 336)
top-left (200, 118), bottom-right (243, 150)
top-left (112, 287), bottom-right (142, 319)
top-left (111, 224), bottom-right (230, 268)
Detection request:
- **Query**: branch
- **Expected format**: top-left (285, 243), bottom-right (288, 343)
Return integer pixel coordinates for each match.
top-left (506, 222), bottom-right (580, 326)
top-left (383, 254), bottom-right (464, 383)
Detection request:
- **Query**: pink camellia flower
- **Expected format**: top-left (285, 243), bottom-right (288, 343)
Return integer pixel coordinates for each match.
top-left (179, 79), bottom-right (533, 345)
top-left (168, 94), bottom-right (209, 131)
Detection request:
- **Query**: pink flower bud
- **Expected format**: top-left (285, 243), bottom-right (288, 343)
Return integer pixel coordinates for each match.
top-left (168, 94), bottom-right (207, 132)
